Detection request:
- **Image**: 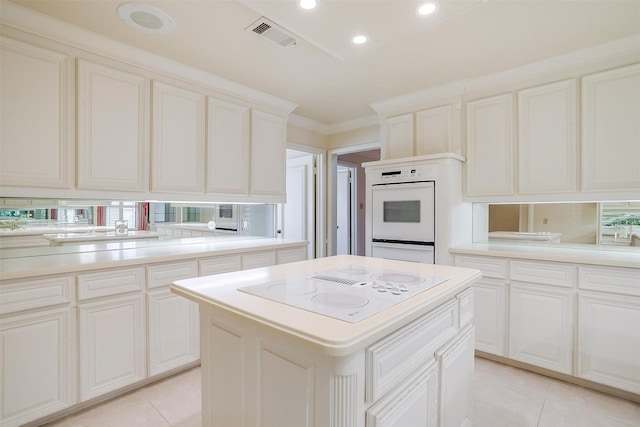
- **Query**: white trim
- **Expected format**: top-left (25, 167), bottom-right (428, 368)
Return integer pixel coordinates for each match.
top-left (328, 115), bottom-right (379, 134)
top-left (0, 1), bottom-right (297, 114)
top-left (288, 114), bottom-right (329, 134)
top-left (370, 80), bottom-right (467, 117)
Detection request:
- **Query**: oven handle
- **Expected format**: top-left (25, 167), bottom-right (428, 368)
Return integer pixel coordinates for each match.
top-left (372, 239), bottom-right (434, 246)
top-left (372, 180), bottom-right (434, 187)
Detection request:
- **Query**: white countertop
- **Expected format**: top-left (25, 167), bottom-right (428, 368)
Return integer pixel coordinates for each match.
top-left (450, 243), bottom-right (640, 269)
top-left (42, 230), bottom-right (159, 245)
top-left (0, 225), bottom-right (112, 237)
top-left (0, 237), bottom-right (307, 281)
top-left (171, 255), bottom-right (482, 356)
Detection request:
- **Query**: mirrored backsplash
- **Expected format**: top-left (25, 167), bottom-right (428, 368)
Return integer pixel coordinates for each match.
top-left (474, 201), bottom-right (640, 250)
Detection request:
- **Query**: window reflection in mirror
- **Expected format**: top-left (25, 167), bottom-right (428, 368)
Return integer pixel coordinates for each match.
top-left (477, 201), bottom-right (640, 248)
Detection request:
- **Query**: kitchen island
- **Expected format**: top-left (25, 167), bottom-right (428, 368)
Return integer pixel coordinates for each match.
top-left (172, 255), bottom-right (481, 427)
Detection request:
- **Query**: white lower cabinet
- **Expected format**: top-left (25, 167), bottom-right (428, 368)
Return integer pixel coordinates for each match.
top-left (147, 290), bottom-right (199, 376)
top-left (241, 250), bottom-right (276, 270)
top-left (366, 361), bottom-right (439, 427)
top-left (471, 278), bottom-right (506, 356)
top-left (0, 307), bottom-right (76, 427)
top-left (509, 282), bottom-right (574, 374)
top-left (436, 325), bottom-right (475, 427)
top-left (578, 291), bottom-right (640, 393)
top-left (78, 294), bottom-right (146, 401)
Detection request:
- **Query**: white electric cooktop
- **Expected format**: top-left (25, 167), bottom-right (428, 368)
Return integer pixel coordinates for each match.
top-left (239, 265), bottom-right (448, 323)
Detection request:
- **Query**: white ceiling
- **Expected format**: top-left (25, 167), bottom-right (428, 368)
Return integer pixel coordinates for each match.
top-left (7, 0), bottom-right (640, 127)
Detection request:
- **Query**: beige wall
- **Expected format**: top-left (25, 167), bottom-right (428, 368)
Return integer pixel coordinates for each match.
top-left (533, 203), bottom-right (598, 244)
top-left (328, 124), bottom-right (380, 150)
top-left (488, 204), bottom-right (520, 232)
top-left (287, 124), bottom-right (328, 150)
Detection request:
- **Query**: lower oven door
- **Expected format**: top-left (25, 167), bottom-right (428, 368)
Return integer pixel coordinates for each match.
top-left (371, 241), bottom-right (434, 264)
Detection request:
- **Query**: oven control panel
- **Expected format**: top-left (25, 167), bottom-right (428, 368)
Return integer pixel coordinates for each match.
top-left (371, 165), bottom-right (434, 185)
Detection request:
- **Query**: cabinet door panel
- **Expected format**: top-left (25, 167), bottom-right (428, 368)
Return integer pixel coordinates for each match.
top-left (77, 60), bottom-right (148, 191)
top-left (383, 113), bottom-right (414, 159)
top-left (436, 326), bottom-right (475, 427)
top-left (250, 110), bottom-right (286, 199)
top-left (366, 361), bottom-right (438, 427)
top-left (473, 278), bottom-right (506, 356)
top-left (582, 63), bottom-right (640, 191)
top-left (151, 82), bottom-right (205, 193)
top-left (578, 291), bottom-right (640, 394)
top-left (207, 99), bottom-right (250, 195)
top-left (465, 93), bottom-right (514, 196)
top-left (518, 79), bottom-right (577, 194)
top-left (509, 283), bottom-right (573, 374)
top-left (0, 308), bottom-right (76, 427)
top-left (147, 290), bottom-right (199, 376)
top-left (0, 37), bottom-right (72, 189)
top-left (79, 294), bottom-right (146, 401)
top-left (416, 105), bottom-right (451, 156)
top-left (241, 251), bottom-right (276, 270)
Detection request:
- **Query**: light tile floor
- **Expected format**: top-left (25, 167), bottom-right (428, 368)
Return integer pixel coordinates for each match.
top-left (46, 357), bottom-right (640, 427)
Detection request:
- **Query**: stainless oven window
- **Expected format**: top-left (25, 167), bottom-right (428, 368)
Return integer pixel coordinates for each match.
top-left (218, 204), bottom-right (233, 219)
top-left (383, 200), bottom-right (420, 223)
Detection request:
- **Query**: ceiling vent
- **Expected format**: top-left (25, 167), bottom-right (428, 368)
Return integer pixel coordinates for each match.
top-left (245, 17), bottom-right (297, 48)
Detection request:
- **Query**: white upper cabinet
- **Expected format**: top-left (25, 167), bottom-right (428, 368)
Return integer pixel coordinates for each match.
top-left (465, 93), bottom-right (515, 197)
top-left (518, 79), bottom-right (577, 194)
top-left (582, 63), bottom-right (640, 192)
top-left (382, 113), bottom-right (414, 159)
top-left (0, 37), bottom-right (72, 189)
top-left (416, 105), bottom-right (452, 156)
top-left (77, 60), bottom-right (149, 192)
top-left (206, 98), bottom-right (250, 196)
top-left (250, 110), bottom-right (286, 199)
top-left (151, 81), bottom-right (205, 194)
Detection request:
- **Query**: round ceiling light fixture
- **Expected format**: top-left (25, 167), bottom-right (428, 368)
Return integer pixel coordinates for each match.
top-left (117, 3), bottom-right (176, 35)
top-left (298, 0), bottom-right (317, 10)
top-left (416, 2), bottom-right (438, 16)
top-left (352, 35), bottom-right (368, 45)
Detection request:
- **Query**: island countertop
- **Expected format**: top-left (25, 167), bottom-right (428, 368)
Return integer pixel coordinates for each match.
top-left (171, 255), bottom-right (482, 357)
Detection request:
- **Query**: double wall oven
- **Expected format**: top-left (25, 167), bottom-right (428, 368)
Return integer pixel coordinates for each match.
top-left (370, 166), bottom-right (435, 264)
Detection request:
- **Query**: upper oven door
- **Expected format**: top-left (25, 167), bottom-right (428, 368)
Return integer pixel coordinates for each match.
top-left (371, 181), bottom-right (435, 242)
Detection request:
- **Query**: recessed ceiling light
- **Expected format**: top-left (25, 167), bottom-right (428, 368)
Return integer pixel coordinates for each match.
top-left (117, 3), bottom-right (176, 35)
top-left (298, 0), bottom-right (317, 10)
top-left (416, 2), bottom-right (438, 16)
top-left (352, 35), bottom-right (368, 45)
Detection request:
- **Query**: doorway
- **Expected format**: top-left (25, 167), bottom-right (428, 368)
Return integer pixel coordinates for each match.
top-left (278, 148), bottom-right (323, 259)
top-left (328, 146), bottom-right (381, 256)
top-left (336, 165), bottom-right (356, 255)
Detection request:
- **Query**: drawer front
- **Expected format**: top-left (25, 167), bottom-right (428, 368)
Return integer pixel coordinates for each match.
top-left (77, 267), bottom-right (145, 301)
top-left (510, 260), bottom-right (575, 288)
top-left (578, 266), bottom-right (640, 296)
top-left (454, 256), bottom-right (507, 279)
top-left (147, 260), bottom-right (198, 289)
top-left (0, 276), bottom-right (74, 315)
top-left (276, 246), bottom-right (307, 265)
top-left (242, 251), bottom-right (276, 270)
top-left (366, 299), bottom-right (457, 402)
top-left (199, 255), bottom-right (242, 276)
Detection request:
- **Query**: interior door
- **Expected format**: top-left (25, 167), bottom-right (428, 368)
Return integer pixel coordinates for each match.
top-left (336, 166), bottom-right (352, 255)
top-left (280, 153), bottom-right (315, 259)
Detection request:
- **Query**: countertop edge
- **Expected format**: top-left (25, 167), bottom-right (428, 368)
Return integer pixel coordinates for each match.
top-left (449, 244), bottom-right (640, 269)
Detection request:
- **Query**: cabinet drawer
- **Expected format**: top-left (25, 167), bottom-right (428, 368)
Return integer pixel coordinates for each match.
top-left (199, 255), bottom-right (242, 276)
top-left (276, 246), bottom-right (307, 265)
top-left (147, 260), bottom-right (198, 289)
top-left (454, 256), bottom-right (507, 279)
top-left (0, 275), bottom-right (74, 315)
top-left (366, 299), bottom-right (457, 402)
top-left (77, 267), bottom-right (145, 301)
top-left (242, 251), bottom-right (276, 270)
top-left (510, 260), bottom-right (575, 288)
top-left (578, 266), bottom-right (640, 296)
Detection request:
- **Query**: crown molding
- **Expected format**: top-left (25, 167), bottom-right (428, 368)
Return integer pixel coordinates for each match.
top-left (465, 34), bottom-right (640, 94)
top-left (0, 1), bottom-right (297, 114)
top-left (287, 114), bottom-right (329, 134)
top-left (370, 80), bottom-right (467, 117)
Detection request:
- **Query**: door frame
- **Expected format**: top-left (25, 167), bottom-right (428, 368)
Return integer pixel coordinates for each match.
top-left (286, 142), bottom-right (326, 258)
top-left (327, 142), bottom-right (380, 256)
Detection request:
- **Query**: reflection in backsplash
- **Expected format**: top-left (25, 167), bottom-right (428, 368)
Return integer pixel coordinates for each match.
top-left (479, 201), bottom-right (640, 249)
